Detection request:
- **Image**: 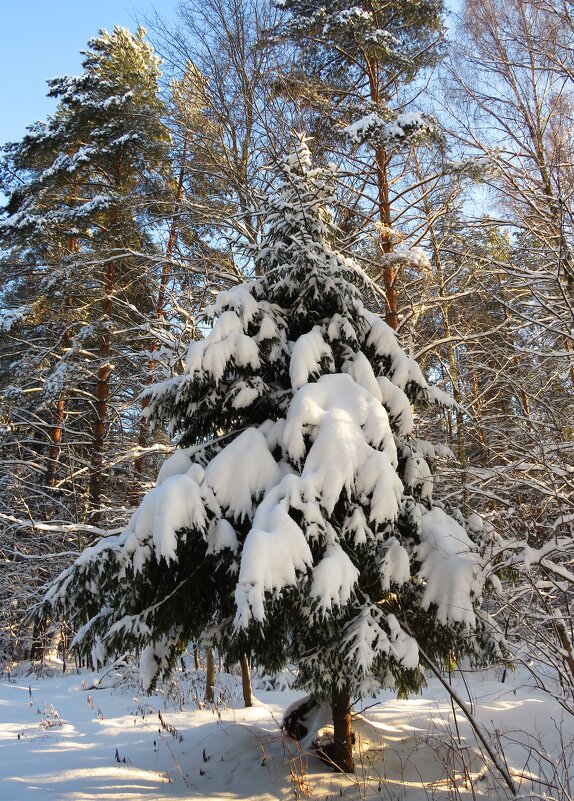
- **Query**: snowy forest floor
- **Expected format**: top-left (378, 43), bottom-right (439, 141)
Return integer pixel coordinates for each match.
top-left (0, 660), bottom-right (572, 801)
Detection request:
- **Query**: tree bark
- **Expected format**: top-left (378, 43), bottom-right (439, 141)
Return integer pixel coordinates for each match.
top-left (30, 620), bottom-right (47, 662)
top-left (205, 647), bottom-right (216, 703)
top-left (240, 653), bottom-right (253, 707)
top-left (329, 686), bottom-right (355, 773)
top-left (374, 145), bottom-right (399, 330)
top-left (555, 619), bottom-right (574, 681)
top-left (564, 337), bottom-right (574, 390)
top-left (89, 361), bottom-right (113, 523)
top-left (46, 398), bottom-right (66, 488)
top-left (46, 256), bottom-right (75, 488)
top-left (131, 137), bottom-right (188, 505)
top-left (89, 255), bottom-right (115, 523)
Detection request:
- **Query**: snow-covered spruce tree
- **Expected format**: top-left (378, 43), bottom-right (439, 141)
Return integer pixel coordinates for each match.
top-left (37, 140), bottom-right (502, 772)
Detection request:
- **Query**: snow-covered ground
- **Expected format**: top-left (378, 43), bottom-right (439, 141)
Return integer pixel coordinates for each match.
top-left (0, 662), bottom-right (571, 801)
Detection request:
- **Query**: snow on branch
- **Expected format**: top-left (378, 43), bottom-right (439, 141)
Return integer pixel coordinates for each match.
top-left (344, 111), bottom-right (436, 149)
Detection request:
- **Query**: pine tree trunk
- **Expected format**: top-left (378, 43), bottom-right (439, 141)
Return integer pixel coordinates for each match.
top-left (46, 283), bottom-right (74, 488)
top-left (89, 361), bottom-right (113, 523)
top-left (375, 145), bottom-right (398, 331)
top-left (89, 258), bottom-right (115, 523)
top-left (132, 142), bottom-right (188, 505)
top-left (330, 686), bottom-right (355, 773)
top-left (46, 399), bottom-right (65, 487)
top-left (366, 65), bottom-right (398, 330)
top-left (240, 653), bottom-right (253, 707)
top-left (521, 389), bottom-right (532, 427)
top-left (205, 647), bottom-right (215, 703)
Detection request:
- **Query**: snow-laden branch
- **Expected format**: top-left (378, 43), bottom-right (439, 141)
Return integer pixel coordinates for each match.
top-left (0, 513), bottom-right (122, 538)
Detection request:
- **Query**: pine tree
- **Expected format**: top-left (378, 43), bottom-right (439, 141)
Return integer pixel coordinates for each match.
top-left (38, 139), bottom-right (503, 772)
top-left (0, 27), bottom-right (172, 658)
top-left (0, 27), bottom-right (171, 518)
top-left (272, 0), bottom-right (446, 328)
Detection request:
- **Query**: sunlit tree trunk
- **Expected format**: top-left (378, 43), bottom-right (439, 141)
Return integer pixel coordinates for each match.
top-left (240, 653), bottom-right (253, 707)
top-left (89, 256), bottom-right (115, 523)
top-left (330, 686), bottom-right (354, 773)
top-left (132, 137), bottom-right (189, 505)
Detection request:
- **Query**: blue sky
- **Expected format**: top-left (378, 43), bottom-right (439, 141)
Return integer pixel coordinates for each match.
top-left (0, 0), bottom-right (462, 150)
top-left (0, 1), bottom-right (179, 147)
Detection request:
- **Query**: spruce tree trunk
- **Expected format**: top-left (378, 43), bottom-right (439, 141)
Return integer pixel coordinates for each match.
top-left (205, 647), bottom-right (215, 703)
top-left (240, 653), bottom-right (253, 707)
top-left (330, 686), bottom-right (355, 773)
